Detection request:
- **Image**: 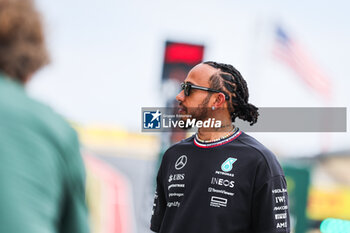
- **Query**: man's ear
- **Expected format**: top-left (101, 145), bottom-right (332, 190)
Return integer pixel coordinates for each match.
top-left (213, 93), bottom-right (227, 108)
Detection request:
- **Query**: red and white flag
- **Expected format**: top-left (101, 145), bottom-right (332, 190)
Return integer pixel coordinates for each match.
top-left (273, 26), bottom-right (332, 100)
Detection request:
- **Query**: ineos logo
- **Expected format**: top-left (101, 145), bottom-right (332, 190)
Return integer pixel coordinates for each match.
top-left (175, 155), bottom-right (187, 170)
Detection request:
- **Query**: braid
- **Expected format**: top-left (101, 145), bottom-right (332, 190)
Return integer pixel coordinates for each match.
top-left (203, 61), bottom-right (259, 125)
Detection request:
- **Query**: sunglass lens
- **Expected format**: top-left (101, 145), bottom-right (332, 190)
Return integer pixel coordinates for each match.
top-left (181, 83), bottom-right (190, 96)
top-left (185, 84), bottom-right (191, 96)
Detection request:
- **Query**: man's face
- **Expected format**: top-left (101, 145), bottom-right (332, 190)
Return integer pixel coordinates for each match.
top-left (176, 64), bottom-right (218, 121)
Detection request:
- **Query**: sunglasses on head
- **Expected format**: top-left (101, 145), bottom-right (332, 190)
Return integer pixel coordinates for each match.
top-left (180, 82), bottom-right (229, 100)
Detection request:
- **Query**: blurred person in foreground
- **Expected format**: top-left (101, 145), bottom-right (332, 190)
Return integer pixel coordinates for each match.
top-left (151, 61), bottom-right (290, 233)
top-left (0, 0), bottom-right (89, 232)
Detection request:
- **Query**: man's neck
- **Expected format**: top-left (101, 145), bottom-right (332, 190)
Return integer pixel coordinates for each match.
top-left (197, 119), bottom-right (235, 141)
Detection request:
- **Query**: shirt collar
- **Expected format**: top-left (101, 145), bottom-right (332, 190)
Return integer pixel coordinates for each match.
top-left (193, 128), bottom-right (242, 148)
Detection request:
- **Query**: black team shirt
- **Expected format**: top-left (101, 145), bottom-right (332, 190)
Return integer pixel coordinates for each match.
top-left (150, 128), bottom-right (290, 233)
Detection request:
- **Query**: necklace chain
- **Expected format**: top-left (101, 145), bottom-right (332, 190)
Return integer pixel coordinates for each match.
top-left (195, 126), bottom-right (237, 144)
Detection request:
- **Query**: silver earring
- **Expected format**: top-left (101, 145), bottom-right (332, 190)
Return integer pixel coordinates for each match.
top-left (212, 106), bottom-right (215, 110)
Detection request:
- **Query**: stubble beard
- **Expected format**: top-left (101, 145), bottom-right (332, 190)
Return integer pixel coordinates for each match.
top-left (188, 93), bottom-right (212, 122)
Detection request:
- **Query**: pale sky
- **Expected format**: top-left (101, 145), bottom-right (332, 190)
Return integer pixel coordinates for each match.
top-left (28, 0), bottom-right (350, 156)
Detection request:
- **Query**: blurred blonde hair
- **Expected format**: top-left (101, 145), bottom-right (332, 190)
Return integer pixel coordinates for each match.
top-left (0, 0), bottom-right (49, 82)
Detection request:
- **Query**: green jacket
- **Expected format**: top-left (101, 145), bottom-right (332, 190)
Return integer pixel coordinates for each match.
top-left (0, 73), bottom-right (89, 233)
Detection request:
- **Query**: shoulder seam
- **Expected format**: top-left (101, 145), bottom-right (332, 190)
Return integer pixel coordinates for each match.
top-left (236, 137), bottom-right (272, 177)
top-left (166, 135), bottom-right (195, 152)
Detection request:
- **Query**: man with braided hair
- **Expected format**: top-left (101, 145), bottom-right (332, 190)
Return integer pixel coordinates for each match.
top-left (151, 62), bottom-right (290, 233)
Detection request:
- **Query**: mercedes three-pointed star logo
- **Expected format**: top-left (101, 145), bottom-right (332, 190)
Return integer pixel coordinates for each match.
top-left (175, 155), bottom-right (187, 170)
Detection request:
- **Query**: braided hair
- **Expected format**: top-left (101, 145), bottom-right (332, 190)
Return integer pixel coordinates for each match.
top-left (203, 61), bottom-right (259, 125)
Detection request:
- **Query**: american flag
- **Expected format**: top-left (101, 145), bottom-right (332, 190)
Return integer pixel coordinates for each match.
top-left (273, 26), bottom-right (332, 100)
